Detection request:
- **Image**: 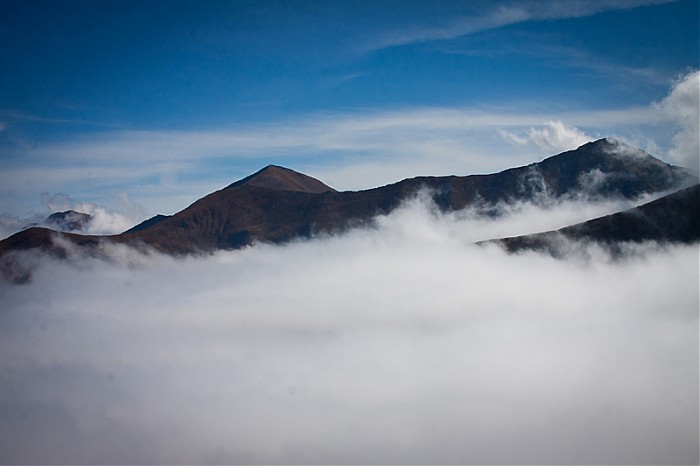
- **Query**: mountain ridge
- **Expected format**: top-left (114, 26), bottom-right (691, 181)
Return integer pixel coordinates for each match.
top-left (1, 138), bottom-right (697, 268)
top-left (485, 183), bottom-right (700, 256)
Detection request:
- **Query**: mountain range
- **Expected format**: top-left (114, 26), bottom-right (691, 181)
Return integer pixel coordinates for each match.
top-left (1, 138), bottom-right (697, 281)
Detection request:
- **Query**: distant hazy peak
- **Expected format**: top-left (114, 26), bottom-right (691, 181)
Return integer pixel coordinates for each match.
top-left (228, 164), bottom-right (336, 193)
top-left (41, 210), bottom-right (92, 232)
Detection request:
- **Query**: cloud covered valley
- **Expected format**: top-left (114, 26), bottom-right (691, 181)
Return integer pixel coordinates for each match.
top-left (1, 195), bottom-right (698, 465)
top-left (2, 0), bottom-right (698, 463)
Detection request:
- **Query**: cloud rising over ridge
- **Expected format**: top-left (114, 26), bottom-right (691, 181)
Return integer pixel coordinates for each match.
top-left (40, 192), bottom-right (146, 236)
top-left (1, 196), bottom-right (697, 464)
top-left (500, 119), bottom-right (593, 153)
top-left (0, 192), bottom-right (147, 241)
top-left (657, 70), bottom-right (700, 175)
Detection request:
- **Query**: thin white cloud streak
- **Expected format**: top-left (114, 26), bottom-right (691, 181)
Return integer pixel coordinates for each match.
top-left (0, 72), bottom-right (686, 219)
top-left (0, 198), bottom-right (697, 464)
top-left (9, 107), bottom-right (659, 165)
top-left (361, 0), bottom-right (674, 52)
top-left (450, 40), bottom-right (669, 86)
top-left (0, 105), bottom-right (658, 190)
top-left (0, 109), bottom-right (125, 128)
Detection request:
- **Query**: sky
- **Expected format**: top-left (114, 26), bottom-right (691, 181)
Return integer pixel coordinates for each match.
top-left (0, 0), bottom-right (698, 234)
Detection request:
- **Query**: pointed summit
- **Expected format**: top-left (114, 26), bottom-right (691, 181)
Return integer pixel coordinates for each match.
top-left (532, 137), bottom-right (696, 198)
top-left (228, 165), bottom-right (336, 193)
top-left (557, 138), bottom-right (665, 165)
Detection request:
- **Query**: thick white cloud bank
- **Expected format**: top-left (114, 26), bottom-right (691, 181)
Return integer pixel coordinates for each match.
top-left (658, 70), bottom-right (700, 175)
top-left (0, 199), bottom-right (698, 464)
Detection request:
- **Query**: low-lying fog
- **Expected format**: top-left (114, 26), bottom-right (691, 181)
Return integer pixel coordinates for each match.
top-left (1, 197), bottom-right (698, 464)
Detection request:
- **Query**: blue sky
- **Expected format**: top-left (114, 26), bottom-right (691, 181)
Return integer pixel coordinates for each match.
top-left (0, 0), bottom-right (698, 233)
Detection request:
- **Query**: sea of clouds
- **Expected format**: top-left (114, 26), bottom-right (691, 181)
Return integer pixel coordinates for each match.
top-left (0, 196), bottom-right (698, 464)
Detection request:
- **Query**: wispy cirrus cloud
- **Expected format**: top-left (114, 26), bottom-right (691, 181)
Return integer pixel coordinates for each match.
top-left (6, 106), bottom-right (658, 167)
top-left (0, 105), bottom-right (656, 191)
top-left (0, 103), bottom-right (665, 221)
top-left (2, 69), bottom-right (690, 222)
top-left (0, 108), bottom-right (125, 129)
top-left (361, 0), bottom-right (674, 52)
top-left (446, 37), bottom-right (670, 86)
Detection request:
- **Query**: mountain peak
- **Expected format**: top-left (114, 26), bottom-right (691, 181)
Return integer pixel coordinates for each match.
top-left (228, 165), bottom-right (336, 193)
top-left (546, 137), bottom-right (678, 170)
top-left (588, 137), bottom-right (621, 146)
top-left (22, 209), bottom-right (92, 233)
top-left (577, 138), bottom-right (657, 160)
top-left (46, 210), bottom-right (92, 232)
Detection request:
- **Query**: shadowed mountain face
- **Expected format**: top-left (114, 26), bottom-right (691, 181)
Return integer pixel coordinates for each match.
top-left (0, 138), bottom-right (697, 260)
top-left (488, 184), bottom-right (700, 256)
top-left (124, 214), bottom-right (171, 234)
